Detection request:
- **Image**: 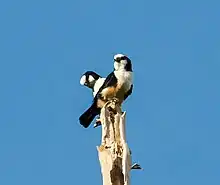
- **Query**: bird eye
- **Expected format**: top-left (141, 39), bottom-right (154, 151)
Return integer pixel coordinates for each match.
top-left (114, 57), bottom-right (121, 62)
top-left (120, 56), bottom-right (127, 60)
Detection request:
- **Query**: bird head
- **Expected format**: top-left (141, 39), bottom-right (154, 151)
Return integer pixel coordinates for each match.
top-left (80, 71), bottom-right (101, 88)
top-left (114, 54), bottom-right (132, 72)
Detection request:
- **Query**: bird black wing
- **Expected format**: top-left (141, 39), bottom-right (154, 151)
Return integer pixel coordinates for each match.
top-left (79, 101), bottom-right (100, 128)
top-left (124, 84), bottom-right (133, 100)
top-left (94, 71), bottom-right (117, 100)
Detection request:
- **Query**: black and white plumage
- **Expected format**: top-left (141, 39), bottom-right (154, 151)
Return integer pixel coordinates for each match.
top-left (79, 54), bottom-right (133, 128)
top-left (80, 71), bottom-right (106, 97)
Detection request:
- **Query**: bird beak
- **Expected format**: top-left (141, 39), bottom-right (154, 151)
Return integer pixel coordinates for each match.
top-left (114, 59), bottom-right (120, 63)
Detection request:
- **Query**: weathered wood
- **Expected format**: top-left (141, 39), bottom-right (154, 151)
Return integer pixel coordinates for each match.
top-left (97, 100), bottom-right (131, 185)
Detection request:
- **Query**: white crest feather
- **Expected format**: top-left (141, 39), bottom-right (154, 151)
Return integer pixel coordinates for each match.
top-left (80, 75), bottom-right (86, 85)
top-left (114, 53), bottom-right (125, 60)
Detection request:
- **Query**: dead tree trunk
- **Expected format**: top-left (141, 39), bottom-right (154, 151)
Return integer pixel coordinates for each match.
top-left (97, 100), bottom-right (132, 185)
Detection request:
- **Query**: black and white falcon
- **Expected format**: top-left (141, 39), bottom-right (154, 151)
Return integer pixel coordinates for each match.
top-left (79, 54), bottom-right (133, 128)
top-left (80, 71), bottom-right (106, 97)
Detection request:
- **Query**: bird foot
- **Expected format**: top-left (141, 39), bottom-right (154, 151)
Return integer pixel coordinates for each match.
top-left (111, 97), bottom-right (119, 103)
top-left (93, 118), bottom-right (102, 128)
top-left (108, 106), bottom-right (117, 114)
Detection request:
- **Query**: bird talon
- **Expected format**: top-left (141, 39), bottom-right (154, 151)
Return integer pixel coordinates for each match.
top-left (93, 118), bottom-right (102, 128)
top-left (108, 106), bottom-right (117, 114)
top-left (112, 97), bottom-right (119, 103)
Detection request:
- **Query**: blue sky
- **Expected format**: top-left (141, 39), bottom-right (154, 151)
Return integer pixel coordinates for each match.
top-left (0, 0), bottom-right (220, 184)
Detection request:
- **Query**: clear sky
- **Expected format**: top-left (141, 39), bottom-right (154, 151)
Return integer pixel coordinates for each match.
top-left (0, 0), bottom-right (220, 184)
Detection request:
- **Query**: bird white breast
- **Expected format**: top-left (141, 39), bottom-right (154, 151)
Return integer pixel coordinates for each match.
top-left (93, 77), bottom-right (106, 97)
top-left (114, 70), bottom-right (133, 92)
top-left (114, 62), bottom-right (120, 71)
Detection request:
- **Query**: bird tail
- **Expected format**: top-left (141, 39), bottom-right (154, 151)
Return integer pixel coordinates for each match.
top-left (79, 102), bottom-right (100, 128)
